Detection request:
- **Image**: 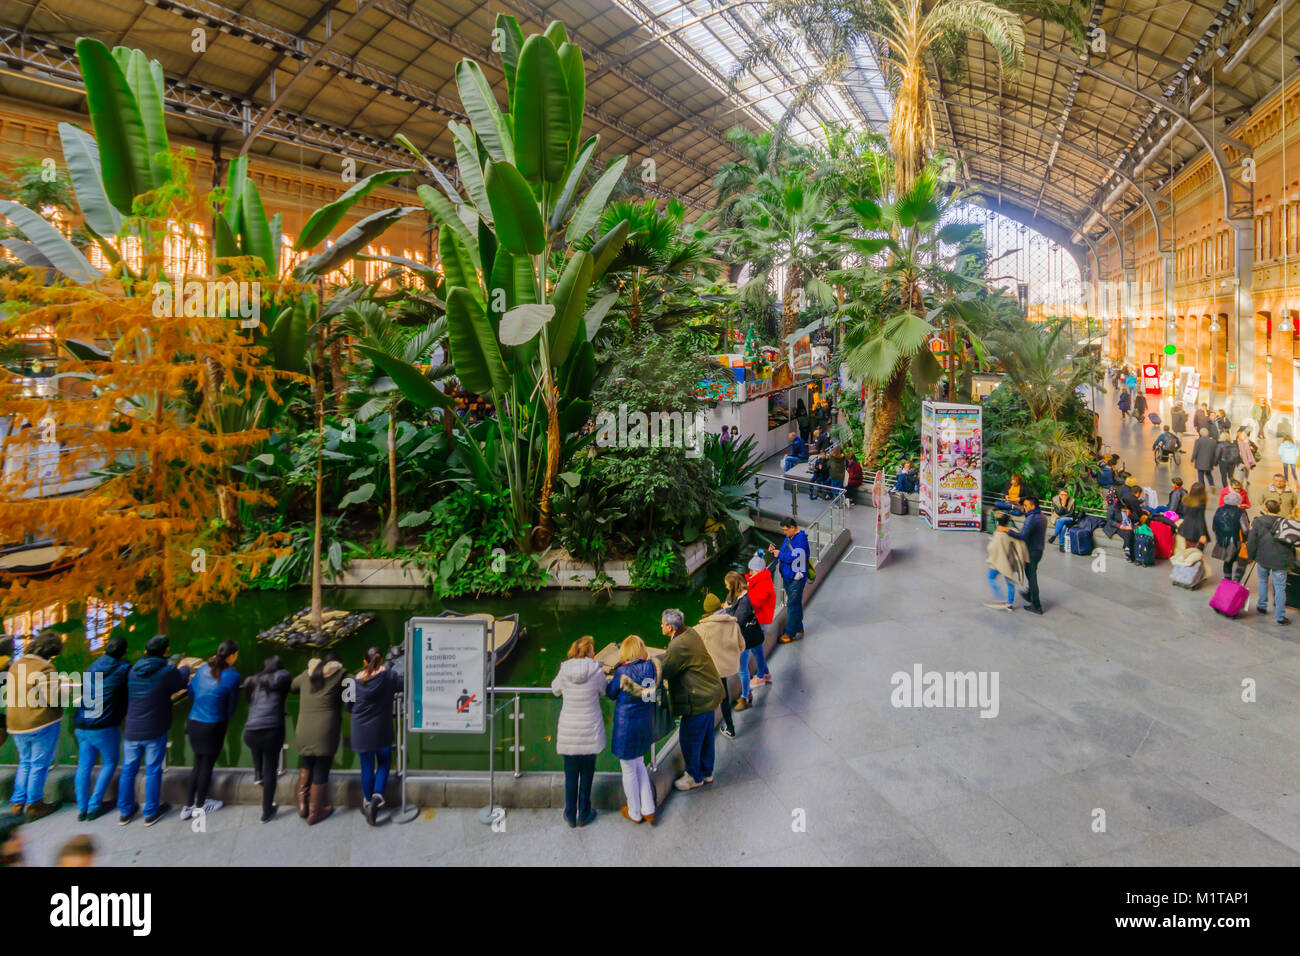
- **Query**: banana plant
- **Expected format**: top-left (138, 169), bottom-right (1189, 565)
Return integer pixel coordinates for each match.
top-left (376, 15), bottom-right (628, 549)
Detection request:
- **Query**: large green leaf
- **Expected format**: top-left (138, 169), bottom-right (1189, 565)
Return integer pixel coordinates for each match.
top-left (296, 169), bottom-right (412, 250)
top-left (338, 483), bottom-right (376, 509)
top-left (589, 218), bottom-right (629, 279)
top-left (358, 347), bottom-right (454, 410)
top-left (583, 291), bottom-right (618, 341)
top-left (566, 156), bottom-right (626, 242)
top-left (484, 160), bottom-right (545, 255)
top-left (556, 43), bottom-right (585, 163)
top-left (294, 206), bottom-right (419, 279)
top-left (549, 136), bottom-right (597, 232)
top-left (393, 133), bottom-right (462, 203)
top-left (239, 179), bottom-right (276, 274)
top-left (75, 38), bottom-right (152, 215)
top-left (0, 200), bottom-right (102, 285)
top-left (439, 226), bottom-right (482, 303)
top-left (513, 35), bottom-right (571, 185)
top-left (548, 250), bottom-right (592, 366)
top-left (57, 123), bottom-right (122, 238)
top-left (455, 59), bottom-right (513, 164)
top-left (446, 286), bottom-right (510, 397)
top-left (499, 303), bottom-right (555, 346)
top-left (543, 21), bottom-right (569, 47)
top-left (495, 14), bottom-right (526, 109)
top-left (119, 47), bottom-right (171, 190)
top-left (269, 297), bottom-right (308, 374)
top-left (448, 122), bottom-right (491, 221)
top-left (488, 246), bottom-right (537, 319)
top-left (560, 338), bottom-right (596, 399)
top-left (417, 184), bottom-right (479, 268)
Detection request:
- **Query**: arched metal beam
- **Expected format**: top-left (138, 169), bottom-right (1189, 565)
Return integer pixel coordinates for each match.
top-left (934, 96), bottom-right (1174, 255)
top-left (1022, 39), bottom-right (1253, 224)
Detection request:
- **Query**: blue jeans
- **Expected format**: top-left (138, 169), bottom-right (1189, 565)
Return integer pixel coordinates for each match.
top-left (359, 747), bottom-right (392, 800)
top-left (10, 721), bottom-right (61, 806)
top-left (562, 753), bottom-right (596, 821)
top-left (1257, 568), bottom-right (1288, 622)
top-left (987, 568), bottom-right (1014, 605)
top-left (738, 645), bottom-right (770, 700)
top-left (678, 711), bottom-right (715, 784)
top-left (781, 454), bottom-right (807, 472)
top-left (117, 734), bottom-right (168, 818)
top-left (74, 726), bottom-right (121, 815)
top-left (1052, 516), bottom-right (1074, 541)
top-left (1284, 463), bottom-right (1297, 484)
top-left (783, 575), bottom-right (805, 636)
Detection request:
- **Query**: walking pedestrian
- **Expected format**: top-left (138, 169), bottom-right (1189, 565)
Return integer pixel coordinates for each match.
top-left (1007, 496), bottom-right (1046, 614)
top-left (1191, 427), bottom-right (1218, 488)
top-left (1280, 436), bottom-right (1299, 485)
top-left (986, 513), bottom-right (1028, 610)
top-left (1247, 499), bottom-right (1298, 625)
top-left (1212, 492), bottom-right (1248, 584)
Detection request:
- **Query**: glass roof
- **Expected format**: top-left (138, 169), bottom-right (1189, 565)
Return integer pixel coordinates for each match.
top-left (611, 0), bottom-right (892, 142)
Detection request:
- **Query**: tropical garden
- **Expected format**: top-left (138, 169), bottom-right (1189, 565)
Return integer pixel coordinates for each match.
top-left (0, 2), bottom-right (1102, 650)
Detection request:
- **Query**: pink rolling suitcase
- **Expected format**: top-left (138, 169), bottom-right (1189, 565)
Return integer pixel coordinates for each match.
top-left (1210, 562), bottom-right (1254, 617)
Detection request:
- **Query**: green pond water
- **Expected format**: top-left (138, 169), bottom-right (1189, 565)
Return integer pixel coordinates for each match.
top-left (2, 531), bottom-right (775, 775)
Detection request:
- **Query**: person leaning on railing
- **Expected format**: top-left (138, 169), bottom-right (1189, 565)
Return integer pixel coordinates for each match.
top-left (5, 630), bottom-right (68, 822)
top-left (550, 635), bottom-right (606, 828)
top-left (348, 646), bottom-right (403, 827)
top-left (605, 635), bottom-right (658, 825)
top-left (659, 609), bottom-right (723, 792)
top-left (291, 651), bottom-right (348, 826)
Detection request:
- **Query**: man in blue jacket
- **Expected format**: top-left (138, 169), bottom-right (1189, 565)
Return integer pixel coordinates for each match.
top-left (781, 431), bottom-right (809, 472)
top-left (117, 635), bottom-right (191, 826)
top-left (1009, 496), bottom-right (1046, 615)
top-left (73, 635), bottom-right (130, 821)
top-left (768, 517), bottom-right (810, 641)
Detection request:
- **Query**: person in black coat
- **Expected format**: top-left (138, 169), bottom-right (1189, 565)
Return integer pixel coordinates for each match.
top-left (242, 656), bottom-right (291, 823)
top-left (1215, 435), bottom-right (1241, 488)
top-left (1246, 500), bottom-right (1300, 625)
top-left (1133, 391), bottom-right (1148, 421)
top-left (1191, 428), bottom-right (1218, 488)
top-left (1008, 496), bottom-right (1046, 614)
top-left (347, 647), bottom-right (403, 825)
top-left (1212, 492), bottom-right (1248, 584)
top-left (1166, 477), bottom-right (1187, 515)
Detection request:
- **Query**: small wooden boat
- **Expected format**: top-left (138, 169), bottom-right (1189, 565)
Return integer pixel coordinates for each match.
top-left (437, 610), bottom-right (523, 667)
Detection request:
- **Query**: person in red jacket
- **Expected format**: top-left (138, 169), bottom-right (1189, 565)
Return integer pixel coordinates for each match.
top-left (729, 552), bottom-right (775, 709)
top-left (1217, 478), bottom-right (1250, 509)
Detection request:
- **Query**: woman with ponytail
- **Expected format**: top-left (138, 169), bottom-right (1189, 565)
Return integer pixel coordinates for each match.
top-left (182, 640), bottom-right (241, 821)
top-left (346, 646), bottom-right (402, 826)
top-left (242, 655), bottom-right (291, 822)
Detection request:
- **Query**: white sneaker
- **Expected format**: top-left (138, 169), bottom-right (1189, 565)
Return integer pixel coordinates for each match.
top-left (201, 799), bottom-right (223, 814)
top-left (673, 774), bottom-right (703, 791)
top-left (984, 601), bottom-right (1005, 609)
top-left (180, 805), bottom-right (194, 820)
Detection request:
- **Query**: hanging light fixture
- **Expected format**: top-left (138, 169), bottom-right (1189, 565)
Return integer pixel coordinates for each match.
top-left (1210, 316), bottom-right (1222, 332)
top-left (1281, 311), bottom-right (1297, 334)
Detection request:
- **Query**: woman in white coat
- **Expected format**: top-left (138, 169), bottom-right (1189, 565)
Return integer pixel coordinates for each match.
top-left (550, 636), bottom-right (607, 827)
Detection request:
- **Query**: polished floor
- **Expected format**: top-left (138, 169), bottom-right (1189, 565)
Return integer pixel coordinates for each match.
top-left (11, 394), bottom-right (1300, 866)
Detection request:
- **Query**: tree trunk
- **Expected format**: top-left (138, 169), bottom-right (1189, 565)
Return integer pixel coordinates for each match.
top-left (783, 266), bottom-right (802, 339)
top-left (531, 390), bottom-right (561, 551)
top-left (152, 392), bottom-right (169, 637)
top-left (629, 269), bottom-right (641, 339)
top-left (384, 415), bottom-right (399, 552)
top-left (862, 366), bottom-right (907, 471)
top-left (330, 335), bottom-right (344, 410)
top-left (310, 329), bottom-right (325, 628)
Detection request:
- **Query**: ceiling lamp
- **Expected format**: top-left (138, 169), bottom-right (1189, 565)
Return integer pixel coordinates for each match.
top-left (1209, 317), bottom-right (1222, 332)
top-left (1192, 73), bottom-right (1203, 86)
top-left (1280, 313), bottom-right (1295, 333)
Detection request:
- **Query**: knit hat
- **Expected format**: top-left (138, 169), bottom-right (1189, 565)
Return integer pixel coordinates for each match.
top-left (1224, 492), bottom-right (1242, 506)
top-left (703, 592), bottom-right (722, 614)
top-left (1125, 476), bottom-right (1139, 486)
top-left (748, 551), bottom-right (766, 573)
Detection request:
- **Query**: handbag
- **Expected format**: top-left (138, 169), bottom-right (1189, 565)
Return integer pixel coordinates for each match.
top-left (650, 683), bottom-right (676, 741)
top-left (741, 618), bottom-right (765, 650)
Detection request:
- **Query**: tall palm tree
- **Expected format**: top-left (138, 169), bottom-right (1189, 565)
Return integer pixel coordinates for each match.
top-left (711, 126), bottom-right (815, 233)
top-left (733, 0), bottom-right (1084, 191)
top-left (343, 300), bottom-right (451, 551)
top-left (835, 166), bottom-right (984, 466)
top-left (724, 169), bottom-right (848, 338)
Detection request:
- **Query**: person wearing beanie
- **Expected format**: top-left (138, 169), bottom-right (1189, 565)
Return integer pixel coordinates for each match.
top-left (73, 634), bottom-right (132, 821)
top-left (1118, 476), bottom-right (1146, 518)
top-left (1212, 491), bottom-right (1248, 584)
top-left (119, 635), bottom-right (192, 826)
top-left (695, 592), bottom-right (744, 738)
top-left (6, 631), bottom-right (68, 822)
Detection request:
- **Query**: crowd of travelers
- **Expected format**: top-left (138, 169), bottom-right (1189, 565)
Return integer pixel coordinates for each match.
top-left (989, 364), bottom-right (1300, 625)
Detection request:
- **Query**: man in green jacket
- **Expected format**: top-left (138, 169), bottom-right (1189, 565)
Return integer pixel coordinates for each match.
top-left (6, 632), bottom-right (69, 821)
top-left (1260, 473), bottom-right (1297, 517)
top-left (659, 609), bottom-right (723, 791)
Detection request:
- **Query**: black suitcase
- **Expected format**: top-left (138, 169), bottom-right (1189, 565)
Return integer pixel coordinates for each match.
top-left (1133, 534), bottom-right (1155, 566)
top-left (890, 491), bottom-right (909, 515)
